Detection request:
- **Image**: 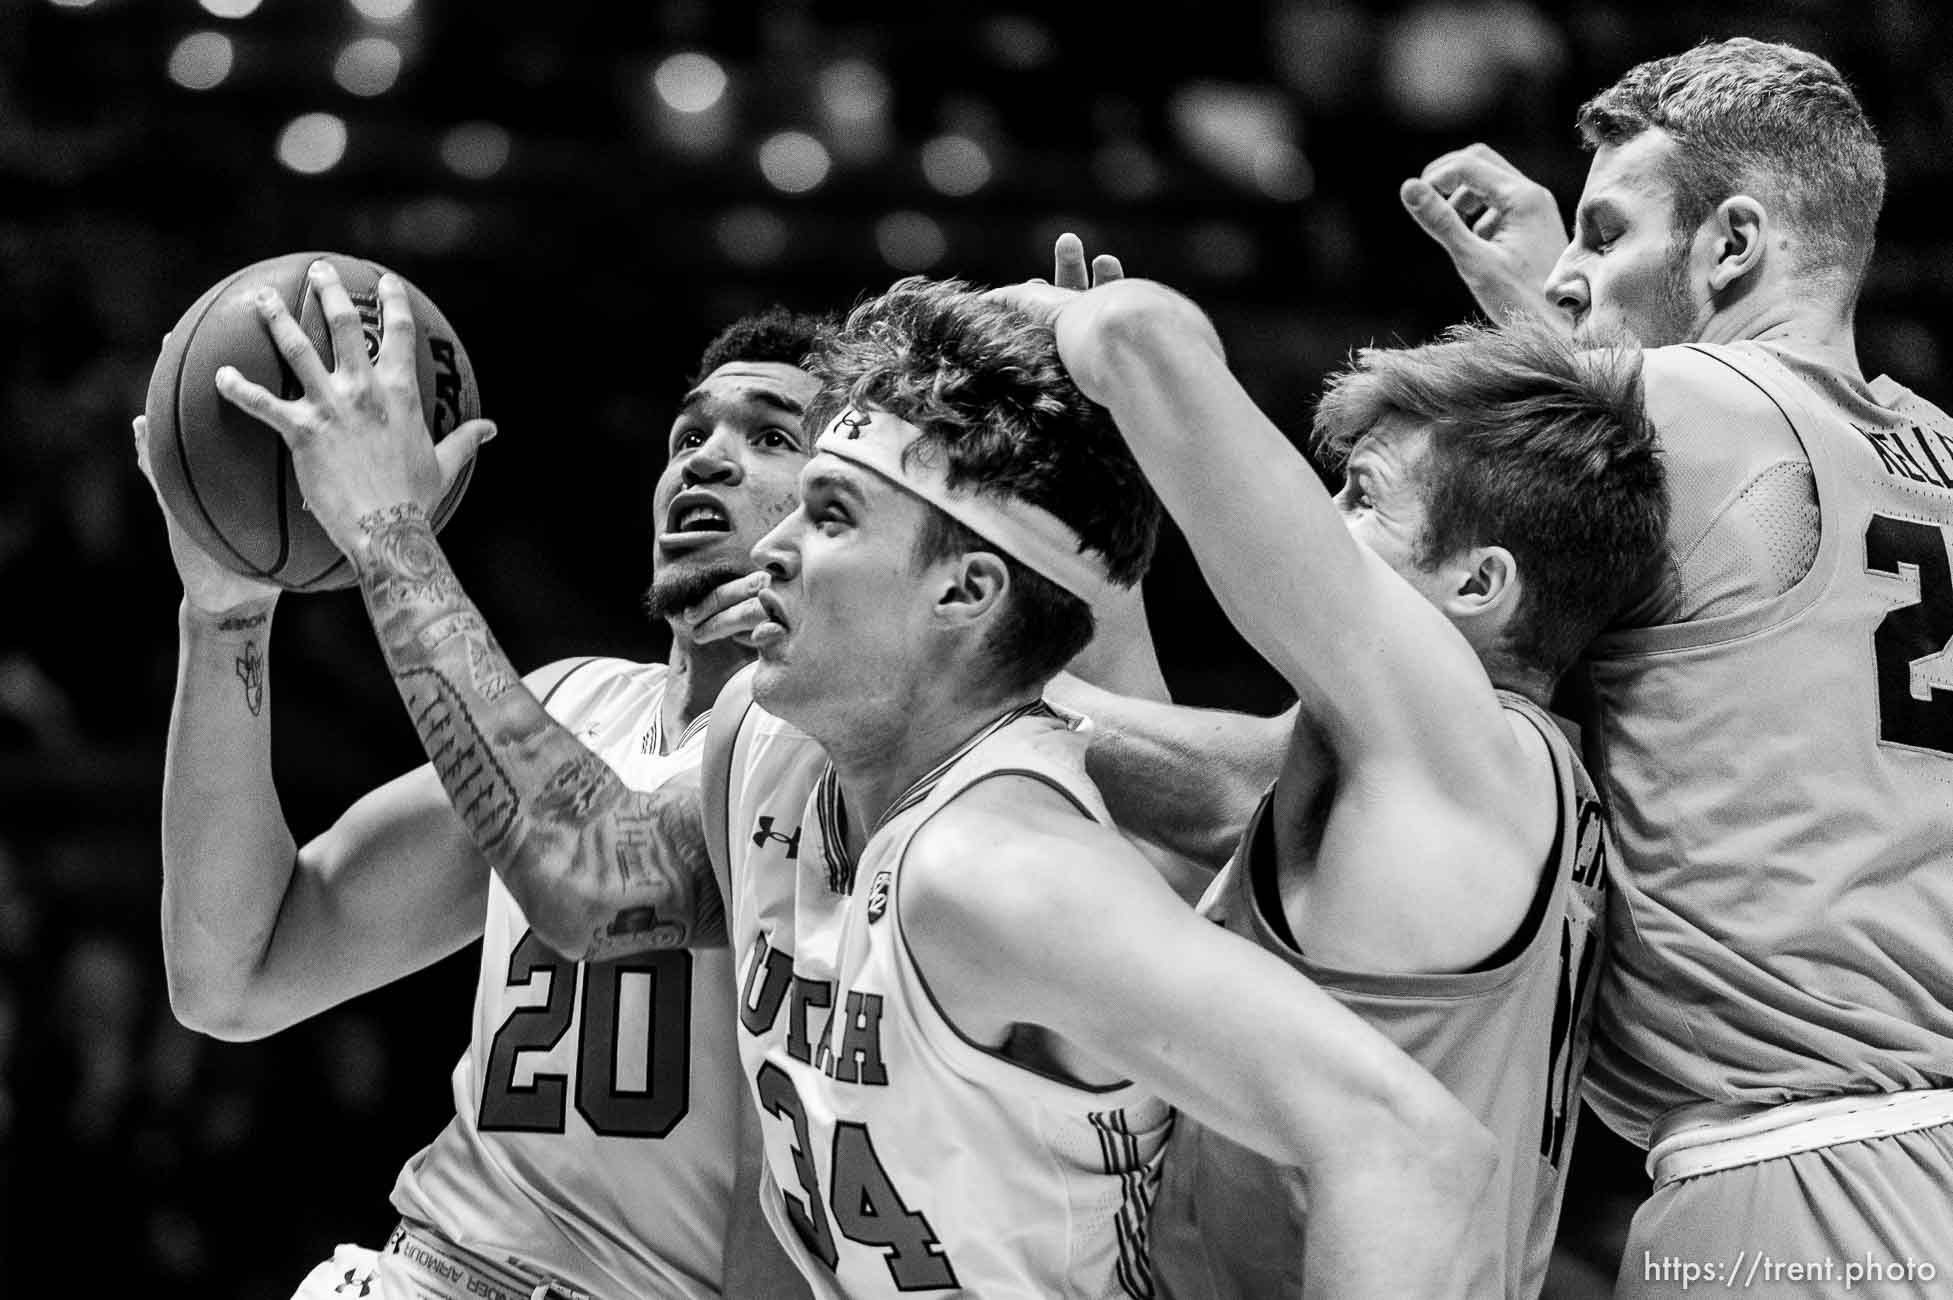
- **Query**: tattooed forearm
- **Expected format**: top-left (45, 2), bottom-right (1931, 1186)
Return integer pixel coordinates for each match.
top-left (353, 500), bottom-right (707, 960)
top-left (355, 504), bottom-right (463, 609)
top-left (217, 611), bottom-right (269, 633)
top-left (587, 867), bottom-right (724, 960)
top-left (535, 750), bottom-right (627, 825)
top-left (398, 665), bottom-right (520, 850)
top-left (585, 783), bottom-right (724, 957)
top-left (418, 611), bottom-right (519, 700)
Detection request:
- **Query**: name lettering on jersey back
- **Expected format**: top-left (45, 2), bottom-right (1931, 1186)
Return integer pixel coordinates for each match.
top-left (739, 935), bottom-right (890, 1087)
top-left (1857, 424), bottom-right (1953, 491)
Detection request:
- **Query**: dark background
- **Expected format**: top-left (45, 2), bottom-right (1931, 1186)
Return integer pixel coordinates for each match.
top-left (0, 0), bottom-right (1947, 1294)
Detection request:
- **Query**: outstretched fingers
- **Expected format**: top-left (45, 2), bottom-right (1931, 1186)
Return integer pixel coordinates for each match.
top-left (214, 359), bottom-right (307, 447)
top-left (250, 283), bottom-right (333, 396)
top-left (309, 260), bottom-right (374, 381)
top-left (374, 272), bottom-right (420, 376)
top-left (1053, 232), bottom-right (1090, 290)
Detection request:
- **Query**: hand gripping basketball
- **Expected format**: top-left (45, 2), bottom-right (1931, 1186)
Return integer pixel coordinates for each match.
top-left (212, 259), bottom-right (495, 566)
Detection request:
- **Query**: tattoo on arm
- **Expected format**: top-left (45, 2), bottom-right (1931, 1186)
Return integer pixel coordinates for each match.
top-left (234, 640), bottom-right (265, 716)
top-left (535, 750), bottom-right (627, 825)
top-left (398, 665), bottom-right (521, 850)
top-left (356, 504), bottom-right (464, 609)
top-left (357, 503), bottom-right (710, 958)
top-left (588, 789), bottom-right (726, 959)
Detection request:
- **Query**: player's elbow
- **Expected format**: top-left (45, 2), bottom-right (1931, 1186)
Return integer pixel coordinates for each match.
top-left (505, 862), bottom-right (607, 962)
top-left (1350, 1074), bottom-right (1499, 1206)
top-left (164, 961), bottom-right (283, 1042)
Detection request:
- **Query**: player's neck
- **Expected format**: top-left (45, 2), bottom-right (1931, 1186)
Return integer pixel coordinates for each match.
top-left (1701, 295), bottom-right (1863, 379)
top-left (659, 634), bottom-right (752, 750)
top-left (821, 683), bottom-right (1040, 858)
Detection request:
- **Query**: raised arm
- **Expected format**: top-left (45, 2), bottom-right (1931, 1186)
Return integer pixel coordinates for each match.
top-left (139, 415), bottom-right (488, 1040)
top-left (212, 260), bottom-right (718, 962)
top-left (1043, 278), bottom-right (1508, 767)
top-left (905, 782), bottom-right (1499, 1299)
top-left (1045, 233), bottom-right (1172, 705)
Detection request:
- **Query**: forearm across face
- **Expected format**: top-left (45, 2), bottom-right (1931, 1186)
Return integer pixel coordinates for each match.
top-left (353, 504), bottom-right (721, 960)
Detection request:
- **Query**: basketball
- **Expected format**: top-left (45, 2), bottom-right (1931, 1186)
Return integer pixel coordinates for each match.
top-left (144, 251), bottom-right (480, 592)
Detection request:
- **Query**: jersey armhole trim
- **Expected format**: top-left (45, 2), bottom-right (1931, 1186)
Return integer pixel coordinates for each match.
top-left (537, 655), bottom-right (608, 711)
top-left (891, 766), bottom-right (1137, 1099)
top-left (1250, 710), bottom-right (1567, 999)
top-left (707, 695), bottom-right (759, 902)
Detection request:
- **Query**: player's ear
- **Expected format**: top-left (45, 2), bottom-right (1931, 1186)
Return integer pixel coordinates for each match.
top-left (1707, 196), bottom-right (1767, 293)
top-left (935, 550), bottom-right (1011, 629)
top-left (1445, 545), bottom-right (1519, 624)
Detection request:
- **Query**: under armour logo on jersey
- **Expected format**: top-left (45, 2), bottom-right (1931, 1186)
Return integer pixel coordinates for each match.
top-left (866, 869), bottom-right (892, 922)
top-left (333, 1268), bottom-right (373, 1297)
top-left (753, 816), bottom-right (802, 859)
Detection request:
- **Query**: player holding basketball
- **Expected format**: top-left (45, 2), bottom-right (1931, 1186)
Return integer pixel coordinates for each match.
top-left (699, 278), bottom-right (1500, 1299)
top-left (148, 287), bottom-right (826, 1299)
top-left (241, 264), bottom-right (1498, 1297)
top-left (993, 272), bottom-right (1665, 1297)
top-left (1401, 37), bottom-right (1953, 1293)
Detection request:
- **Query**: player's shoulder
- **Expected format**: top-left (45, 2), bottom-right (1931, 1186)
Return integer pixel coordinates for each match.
top-left (1640, 343), bottom-right (1788, 430)
top-left (907, 775), bottom-right (1130, 934)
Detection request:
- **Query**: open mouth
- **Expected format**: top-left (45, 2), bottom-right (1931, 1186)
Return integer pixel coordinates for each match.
top-left (661, 493), bottom-right (734, 551)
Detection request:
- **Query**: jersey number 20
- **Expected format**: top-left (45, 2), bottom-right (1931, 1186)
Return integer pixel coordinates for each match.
top-left (1866, 515), bottom-right (1953, 756)
top-left (478, 929), bottom-right (692, 1137)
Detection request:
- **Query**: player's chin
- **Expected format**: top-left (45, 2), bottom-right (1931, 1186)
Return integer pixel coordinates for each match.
top-left (642, 555), bottom-right (750, 622)
top-left (750, 657), bottom-right (805, 715)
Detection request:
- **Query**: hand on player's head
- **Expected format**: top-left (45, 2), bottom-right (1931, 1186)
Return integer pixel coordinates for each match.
top-left (984, 232), bottom-right (1127, 326)
top-left (1401, 144), bottom-right (1571, 328)
top-left (131, 414), bottom-right (281, 615)
top-left (213, 260), bottom-right (494, 559)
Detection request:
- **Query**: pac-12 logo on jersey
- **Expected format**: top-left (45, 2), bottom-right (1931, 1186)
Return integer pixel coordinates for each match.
top-left (752, 816), bottom-right (802, 860)
top-left (866, 869), bottom-right (891, 922)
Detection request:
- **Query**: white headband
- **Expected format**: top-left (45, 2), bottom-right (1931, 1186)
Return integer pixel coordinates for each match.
top-left (815, 406), bottom-right (1115, 605)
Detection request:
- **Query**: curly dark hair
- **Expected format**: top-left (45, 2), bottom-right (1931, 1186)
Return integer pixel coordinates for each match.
top-left (807, 277), bottom-right (1162, 693)
top-left (688, 306), bottom-right (831, 384)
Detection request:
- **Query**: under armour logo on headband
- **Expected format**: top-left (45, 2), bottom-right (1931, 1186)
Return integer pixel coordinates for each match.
top-left (837, 406), bottom-right (870, 439)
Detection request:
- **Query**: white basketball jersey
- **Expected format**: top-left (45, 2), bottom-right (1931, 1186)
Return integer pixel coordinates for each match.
top-left (719, 689), bottom-right (1170, 1299)
top-left (390, 657), bottom-right (741, 1300)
